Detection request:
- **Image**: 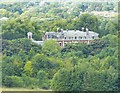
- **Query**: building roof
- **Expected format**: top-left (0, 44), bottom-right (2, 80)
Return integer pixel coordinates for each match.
top-left (45, 30), bottom-right (99, 37)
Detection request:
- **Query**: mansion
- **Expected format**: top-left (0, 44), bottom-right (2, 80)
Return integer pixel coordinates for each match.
top-left (27, 28), bottom-right (99, 47)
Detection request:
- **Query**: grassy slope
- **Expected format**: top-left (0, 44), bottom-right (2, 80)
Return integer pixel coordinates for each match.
top-left (1, 87), bottom-right (52, 91)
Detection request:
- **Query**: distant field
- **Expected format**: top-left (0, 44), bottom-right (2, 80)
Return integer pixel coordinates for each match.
top-left (1, 87), bottom-right (52, 91)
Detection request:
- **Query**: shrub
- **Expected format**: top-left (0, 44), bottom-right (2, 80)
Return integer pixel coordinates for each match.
top-left (3, 76), bottom-right (24, 87)
top-left (22, 74), bottom-right (38, 88)
top-left (37, 70), bottom-right (49, 89)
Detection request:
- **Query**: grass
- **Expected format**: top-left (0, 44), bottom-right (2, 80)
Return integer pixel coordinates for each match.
top-left (1, 87), bottom-right (52, 91)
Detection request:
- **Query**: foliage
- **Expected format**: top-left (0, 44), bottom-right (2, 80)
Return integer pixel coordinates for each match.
top-left (37, 70), bottom-right (49, 89)
top-left (22, 74), bottom-right (38, 89)
top-left (3, 76), bottom-right (24, 87)
top-left (23, 61), bottom-right (33, 77)
top-left (43, 40), bottom-right (61, 56)
top-left (74, 13), bottom-right (99, 32)
top-left (1, 2), bottom-right (118, 91)
top-left (51, 57), bottom-right (118, 91)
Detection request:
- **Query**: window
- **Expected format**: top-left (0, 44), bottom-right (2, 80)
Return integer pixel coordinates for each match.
top-left (59, 43), bottom-right (62, 46)
top-left (75, 37), bottom-right (77, 39)
top-left (29, 36), bottom-right (32, 39)
top-left (48, 35), bottom-right (50, 38)
top-left (79, 36), bottom-right (82, 39)
top-left (92, 36), bottom-right (94, 39)
top-left (69, 37), bottom-right (71, 39)
top-left (64, 37), bottom-right (66, 39)
top-left (52, 35), bottom-right (54, 38)
top-left (84, 36), bottom-right (86, 39)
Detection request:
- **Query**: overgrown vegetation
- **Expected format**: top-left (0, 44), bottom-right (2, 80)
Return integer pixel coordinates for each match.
top-left (1, 2), bottom-right (119, 91)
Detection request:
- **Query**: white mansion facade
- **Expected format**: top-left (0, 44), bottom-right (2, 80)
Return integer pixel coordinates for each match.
top-left (27, 28), bottom-right (99, 47)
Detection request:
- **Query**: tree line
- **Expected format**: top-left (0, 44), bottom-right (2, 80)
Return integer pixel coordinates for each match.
top-left (1, 2), bottom-right (119, 91)
top-left (2, 34), bottom-right (118, 90)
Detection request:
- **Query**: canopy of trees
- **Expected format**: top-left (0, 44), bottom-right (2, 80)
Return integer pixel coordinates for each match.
top-left (1, 2), bottom-right (119, 91)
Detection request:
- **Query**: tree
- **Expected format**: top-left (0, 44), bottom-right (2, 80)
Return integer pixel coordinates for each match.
top-left (98, 19), bottom-right (109, 37)
top-left (22, 74), bottom-right (38, 88)
top-left (3, 76), bottom-right (24, 87)
top-left (105, 20), bottom-right (118, 35)
top-left (2, 18), bottom-right (42, 40)
top-left (43, 40), bottom-right (61, 56)
top-left (37, 70), bottom-right (49, 89)
top-left (32, 53), bottom-right (54, 77)
top-left (51, 68), bottom-right (72, 91)
top-left (23, 61), bottom-right (33, 77)
top-left (75, 13), bottom-right (99, 32)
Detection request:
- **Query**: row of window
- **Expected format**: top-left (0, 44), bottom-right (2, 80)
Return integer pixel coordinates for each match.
top-left (64, 36), bottom-right (95, 39)
top-left (59, 41), bottom-right (91, 46)
top-left (47, 35), bottom-right (96, 39)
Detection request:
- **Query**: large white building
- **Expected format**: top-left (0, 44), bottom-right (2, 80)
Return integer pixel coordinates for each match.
top-left (43, 28), bottom-right (99, 47)
top-left (27, 28), bottom-right (99, 47)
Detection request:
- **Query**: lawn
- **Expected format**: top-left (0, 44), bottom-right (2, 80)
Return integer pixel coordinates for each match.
top-left (1, 87), bottom-right (52, 91)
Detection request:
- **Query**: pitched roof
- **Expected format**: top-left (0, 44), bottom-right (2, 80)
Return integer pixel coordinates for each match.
top-left (45, 30), bottom-right (99, 37)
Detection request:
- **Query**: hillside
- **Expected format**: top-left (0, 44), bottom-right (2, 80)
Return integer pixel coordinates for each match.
top-left (1, 1), bottom-right (119, 91)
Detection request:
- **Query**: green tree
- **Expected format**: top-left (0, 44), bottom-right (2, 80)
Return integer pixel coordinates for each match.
top-left (75, 14), bottom-right (99, 32)
top-left (3, 76), bottom-right (24, 87)
top-left (43, 40), bottom-right (61, 56)
top-left (105, 20), bottom-right (118, 35)
top-left (51, 68), bottom-right (72, 91)
top-left (32, 53), bottom-right (54, 77)
top-left (37, 70), bottom-right (49, 89)
top-left (23, 61), bottom-right (33, 77)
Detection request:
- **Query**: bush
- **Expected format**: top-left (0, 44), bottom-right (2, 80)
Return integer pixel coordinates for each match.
top-left (22, 74), bottom-right (39, 88)
top-left (37, 70), bottom-right (49, 89)
top-left (3, 76), bottom-right (24, 87)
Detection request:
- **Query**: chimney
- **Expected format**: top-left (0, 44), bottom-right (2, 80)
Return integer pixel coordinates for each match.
top-left (86, 28), bottom-right (89, 35)
top-left (61, 29), bottom-right (64, 36)
top-left (82, 27), bottom-right (84, 31)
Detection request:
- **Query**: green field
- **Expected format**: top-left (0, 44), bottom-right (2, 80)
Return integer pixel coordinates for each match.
top-left (1, 87), bottom-right (52, 91)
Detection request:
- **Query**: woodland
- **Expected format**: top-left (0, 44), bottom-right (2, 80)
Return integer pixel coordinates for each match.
top-left (1, 2), bottom-right (119, 91)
